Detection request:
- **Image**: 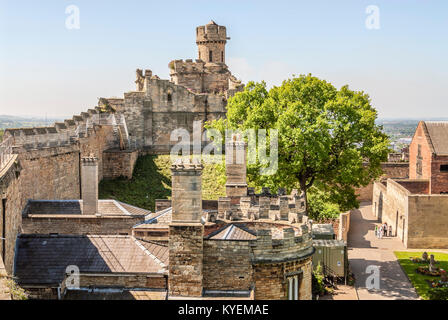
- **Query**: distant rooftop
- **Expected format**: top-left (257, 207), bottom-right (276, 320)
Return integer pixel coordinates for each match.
top-left (423, 121), bottom-right (448, 155)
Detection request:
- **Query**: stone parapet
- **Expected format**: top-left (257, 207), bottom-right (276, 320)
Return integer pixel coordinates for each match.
top-left (250, 224), bottom-right (314, 264)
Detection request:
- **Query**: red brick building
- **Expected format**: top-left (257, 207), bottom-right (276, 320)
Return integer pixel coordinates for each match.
top-left (409, 121), bottom-right (448, 194)
top-left (372, 121), bottom-right (448, 248)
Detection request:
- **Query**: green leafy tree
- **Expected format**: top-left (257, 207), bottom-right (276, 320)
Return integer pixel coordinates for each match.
top-left (206, 75), bottom-right (389, 212)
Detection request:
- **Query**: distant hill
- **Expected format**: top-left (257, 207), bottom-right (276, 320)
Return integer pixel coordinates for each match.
top-left (0, 115), bottom-right (65, 130)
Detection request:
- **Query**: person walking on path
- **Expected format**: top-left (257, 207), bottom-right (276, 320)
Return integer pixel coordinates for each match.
top-left (383, 222), bottom-right (388, 237)
top-left (389, 225), bottom-right (392, 237)
top-left (375, 225), bottom-right (378, 238)
top-left (379, 225), bottom-right (383, 239)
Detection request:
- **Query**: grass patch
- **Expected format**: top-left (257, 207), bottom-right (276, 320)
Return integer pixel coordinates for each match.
top-left (99, 155), bottom-right (227, 211)
top-left (394, 251), bottom-right (448, 300)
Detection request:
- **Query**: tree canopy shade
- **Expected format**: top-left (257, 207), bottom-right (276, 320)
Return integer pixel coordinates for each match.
top-left (206, 75), bottom-right (390, 212)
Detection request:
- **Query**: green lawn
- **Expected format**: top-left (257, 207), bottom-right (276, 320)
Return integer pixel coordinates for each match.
top-left (394, 251), bottom-right (448, 300)
top-left (99, 155), bottom-right (227, 211)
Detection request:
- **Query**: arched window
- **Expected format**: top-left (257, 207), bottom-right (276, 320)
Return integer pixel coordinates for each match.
top-left (167, 93), bottom-right (172, 102)
top-left (209, 50), bottom-right (213, 62)
top-left (221, 51), bottom-right (224, 62)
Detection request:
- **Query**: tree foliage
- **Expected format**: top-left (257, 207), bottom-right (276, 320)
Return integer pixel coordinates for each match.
top-left (206, 74), bottom-right (389, 213)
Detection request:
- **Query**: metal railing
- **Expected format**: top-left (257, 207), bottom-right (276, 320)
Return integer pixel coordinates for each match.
top-left (0, 136), bottom-right (14, 170)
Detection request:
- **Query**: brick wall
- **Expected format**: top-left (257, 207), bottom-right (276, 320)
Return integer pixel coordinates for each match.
top-left (203, 239), bottom-right (252, 291)
top-left (430, 155), bottom-right (448, 194)
top-left (395, 179), bottom-right (429, 194)
top-left (409, 122), bottom-right (432, 180)
top-left (356, 162), bottom-right (409, 201)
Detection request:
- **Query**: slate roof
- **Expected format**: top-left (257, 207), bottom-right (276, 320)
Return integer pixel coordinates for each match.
top-left (138, 241), bottom-right (169, 265)
top-left (423, 121), bottom-right (448, 155)
top-left (207, 224), bottom-right (257, 241)
top-left (14, 235), bottom-right (166, 286)
top-left (116, 201), bottom-right (151, 216)
top-left (24, 200), bottom-right (150, 216)
top-left (133, 207), bottom-right (172, 229)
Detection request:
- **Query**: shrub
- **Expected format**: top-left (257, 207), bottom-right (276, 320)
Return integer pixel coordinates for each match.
top-left (428, 287), bottom-right (448, 300)
top-left (5, 279), bottom-right (28, 300)
top-left (308, 190), bottom-right (340, 222)
top-left (312, 263), bottom-right (326, 297)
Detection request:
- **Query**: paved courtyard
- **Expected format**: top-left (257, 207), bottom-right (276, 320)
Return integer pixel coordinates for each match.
top-left (346, 202), bottom-right (419, 300)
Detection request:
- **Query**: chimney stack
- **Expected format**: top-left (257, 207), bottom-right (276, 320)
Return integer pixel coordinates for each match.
top-left (81, 156), bottom-right (99, 215)
top-left (225, 134), bottom-right (248, 197)
top-left (169, 158), bottom-right (204, 297)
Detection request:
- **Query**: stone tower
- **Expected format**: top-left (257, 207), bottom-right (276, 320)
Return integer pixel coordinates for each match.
top-left (225, 135), bottom-right (248, 197)
top-left (168, 158), bottom-right (204, 297)
top-left (196, 21), bottom-right (229, 64)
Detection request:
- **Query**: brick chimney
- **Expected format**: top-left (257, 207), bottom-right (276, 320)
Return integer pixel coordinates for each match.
top-left (81, 156), bottom-right (99, 215)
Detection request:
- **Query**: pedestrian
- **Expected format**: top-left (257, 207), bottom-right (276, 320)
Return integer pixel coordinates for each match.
top-left (379, 225), bottom-right (383, 239)
top-left (383, 222), bottom-right (388, 237)
top-left (375, 225), bottom-right (378, 237)
top-left (389, 225), bottom-right (392, 237)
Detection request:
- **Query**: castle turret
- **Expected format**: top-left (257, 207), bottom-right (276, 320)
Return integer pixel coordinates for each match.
top-left (196, 21), bottom-right (229, 64)
top-left (168, 158), bottom-right (204, 297)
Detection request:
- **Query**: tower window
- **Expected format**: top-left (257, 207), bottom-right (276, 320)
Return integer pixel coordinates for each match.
top-left (209, 50), bottom-right (213, 62)
top-left (167, 93), bottom-right (172, 102)
top-left (221, 51), bottom-right (224, 62)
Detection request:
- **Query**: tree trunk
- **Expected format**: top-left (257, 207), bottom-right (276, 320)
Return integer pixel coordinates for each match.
top-left (299, 178), bottom-right (309, 216)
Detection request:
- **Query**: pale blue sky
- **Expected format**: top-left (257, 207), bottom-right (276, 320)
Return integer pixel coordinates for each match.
top-left (0, 0), bottom-right (447, 118)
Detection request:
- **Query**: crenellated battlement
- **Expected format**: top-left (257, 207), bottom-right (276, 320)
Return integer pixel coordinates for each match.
top-left (217, 187), bottom-right (306, 223)
top-left (250, 223), bottom-right (314, 264)
top-left (196, 21), bottom-right (228, 44)
top-left (3, 105), bottom-right (124, 152)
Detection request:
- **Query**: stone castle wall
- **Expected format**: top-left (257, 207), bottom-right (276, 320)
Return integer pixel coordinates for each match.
top-left (407, 195), bottom-right (448, 248)
top-left (250, 225), bottom-right (314, 300)
top-left (0, 111), bottom-right (132, 274)
top-left (0, 144), bottom-right (83, 274)
top-left (253, 258), bottom-right (312, 300)
top-left (103, 149), bottom-right (139, 180)
top-left (118, 77), bottom-right (227, 153)
top-left (203, 239), bottom-right (253, 291)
